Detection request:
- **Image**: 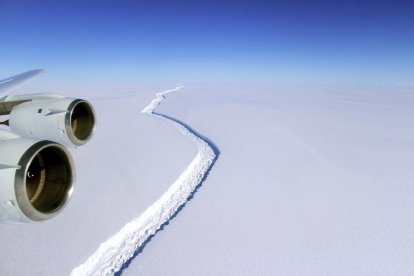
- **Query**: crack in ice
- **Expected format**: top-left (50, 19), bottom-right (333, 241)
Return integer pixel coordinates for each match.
top-left (71, 86), bottom-right (218, 276)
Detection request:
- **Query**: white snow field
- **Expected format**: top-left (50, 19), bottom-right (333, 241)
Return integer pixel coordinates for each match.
top-left (71, 86), bottom-right (217, 275)
top-left (1, 83), bottom-right (414, 275)
top-left (121, 84), bottom-right (414, 275)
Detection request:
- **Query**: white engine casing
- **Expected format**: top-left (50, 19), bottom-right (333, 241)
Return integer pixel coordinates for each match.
top-left (0, 137), bottom-right (75, 223)
top-left (9, 98), bottom-right (96, 148)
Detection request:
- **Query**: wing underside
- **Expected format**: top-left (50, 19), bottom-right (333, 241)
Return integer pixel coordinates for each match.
top-left (0, 69), bottom-right (44, 100)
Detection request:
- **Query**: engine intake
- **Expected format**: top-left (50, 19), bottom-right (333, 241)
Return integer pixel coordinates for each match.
top-left (18, 143), bottom-right (74, 216)
top-left (0, 139), bottom-right (75, 223)
top-left (66, 99), bottom-right (96, 146)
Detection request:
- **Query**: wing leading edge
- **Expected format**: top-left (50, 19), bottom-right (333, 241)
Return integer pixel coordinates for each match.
top-left (0, 69), bottom-right (44, 101)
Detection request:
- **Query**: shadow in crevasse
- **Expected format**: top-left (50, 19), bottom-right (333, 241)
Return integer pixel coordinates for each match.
top-left (115, 112), bottom-right (220, 276)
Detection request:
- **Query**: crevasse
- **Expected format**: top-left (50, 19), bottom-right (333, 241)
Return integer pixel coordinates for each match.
top-left (71, 86), bottom-right (217, 276)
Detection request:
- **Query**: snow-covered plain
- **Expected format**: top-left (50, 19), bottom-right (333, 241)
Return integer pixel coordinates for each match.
top-left (1, 83), bottom-right (414, 275)
top-left (71, 87), bottom-right (217, 275)
top-left (122, 84), bottom-right (414, 275)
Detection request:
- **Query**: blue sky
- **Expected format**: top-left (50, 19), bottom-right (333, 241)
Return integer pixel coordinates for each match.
top-left (0, 0), bottom-right (413, 85)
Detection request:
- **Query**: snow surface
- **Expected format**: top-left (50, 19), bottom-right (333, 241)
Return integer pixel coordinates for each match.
top-left (1, 83), bottom-right (414, 275)
top-left (122, 84), bottom-right (414, 275)
top-left (71, 86), bottom-right (217, 275)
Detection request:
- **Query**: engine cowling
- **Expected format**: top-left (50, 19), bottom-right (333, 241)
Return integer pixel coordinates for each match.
top-left (9, 98), bottom-right (96, 148)
top-left (0, 138), bottom-right (75, 223)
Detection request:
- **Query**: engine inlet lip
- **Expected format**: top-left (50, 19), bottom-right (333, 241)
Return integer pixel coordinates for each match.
top-left (65, 99), bottom-right (96, 146)
top-left (14, 141), bottom-right (75, 221)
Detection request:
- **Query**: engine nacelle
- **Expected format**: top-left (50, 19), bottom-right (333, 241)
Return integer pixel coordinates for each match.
top-left (9, 98), bottom-right (96, 148)
top-left (0, 138), bottom-right (75, 223)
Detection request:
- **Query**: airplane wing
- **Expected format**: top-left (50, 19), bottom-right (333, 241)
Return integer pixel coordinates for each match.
top-left (0, 69), bottom-right (44, 101)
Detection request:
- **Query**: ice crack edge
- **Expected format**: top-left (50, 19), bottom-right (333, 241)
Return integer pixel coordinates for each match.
top-left (71, 86), bottom-right (217, 276)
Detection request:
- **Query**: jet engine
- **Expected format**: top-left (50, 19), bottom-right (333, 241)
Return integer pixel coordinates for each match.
top-left (0, 69), bottom-right (96, 223)
top-left (0, 138), bottom-right (74, 223)
top-left (8, 98), bottom-right (96, 147)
